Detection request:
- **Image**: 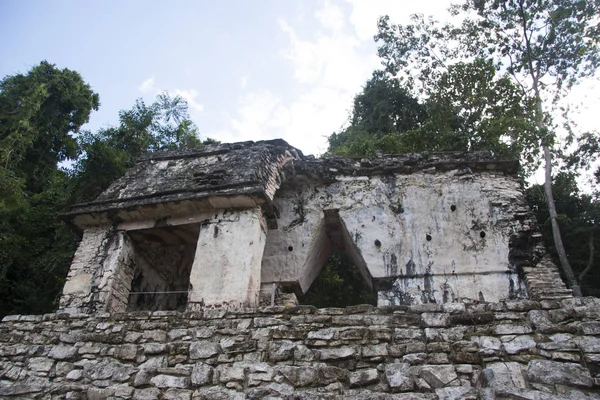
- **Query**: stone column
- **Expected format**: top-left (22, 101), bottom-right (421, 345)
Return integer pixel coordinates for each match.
top-left (187, 207), bottom-right (266, 309)
top-left (59, 227), bottom-right (135, 314)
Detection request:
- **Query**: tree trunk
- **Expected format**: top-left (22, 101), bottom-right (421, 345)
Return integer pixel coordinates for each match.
top-left (578, 232), bottom-right (594, 283)
top-left (543, 144), bottom-right (583, 297)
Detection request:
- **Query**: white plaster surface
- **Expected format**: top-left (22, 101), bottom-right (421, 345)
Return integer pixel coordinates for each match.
top-left (188, 208), bottom-right (266, 308)
top-left (261, 171), bottom-right (528, 305)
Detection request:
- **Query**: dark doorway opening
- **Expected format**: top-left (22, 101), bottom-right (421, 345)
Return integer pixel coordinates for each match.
top-left (299, 251), bottom-right (377, 307)
top-left (297, 209), bottom-right (376, 308)
top-left (126, 223), bottom-right (199, 312)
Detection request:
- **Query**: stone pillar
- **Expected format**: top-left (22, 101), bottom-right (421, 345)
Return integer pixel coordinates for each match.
top-left (95, 232), bottom-right (135, 313)
top-left (187, 208), bottom-right (266, 309)
top-left (59, 227), bottom-right (135, 314)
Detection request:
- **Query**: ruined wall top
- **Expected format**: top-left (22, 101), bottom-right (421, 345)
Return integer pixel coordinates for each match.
top-left (64, 139), bottom-right (519, 228)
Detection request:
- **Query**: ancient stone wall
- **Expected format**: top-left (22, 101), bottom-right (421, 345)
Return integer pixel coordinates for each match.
top-left (2, 298), bottom-right (600, 399)
top-left (58, 141), bottom-right (573, 313)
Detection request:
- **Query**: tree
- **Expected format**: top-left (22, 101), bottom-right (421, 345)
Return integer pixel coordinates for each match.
top-left (72, 93), bottom-right (208, 203)
top-left (528, 172), bottom-right (600, 296)
top-left (0, 61), bottom-right (99, 316)
top-left (0, 60), bottom-right (215, 316)
top-left (375, 0), bottom-right (600, 296)
top-left (327, 73), bottom-right (427, 156)
top-left (328, 60), bottom-right (535, 160)
top-left (0, 61), bottom-right (99, 193)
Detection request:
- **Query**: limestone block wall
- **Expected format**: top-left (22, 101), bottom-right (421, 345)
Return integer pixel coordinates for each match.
top-left (1, 298), bottom-right (600, 399)
top-left (261, 170), bottom-right (537, 305)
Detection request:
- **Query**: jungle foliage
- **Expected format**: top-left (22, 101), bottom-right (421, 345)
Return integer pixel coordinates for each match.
top-left (0, 61), bottom-right (213, 317)
top-left (327, 0), bottom-right (600, 298)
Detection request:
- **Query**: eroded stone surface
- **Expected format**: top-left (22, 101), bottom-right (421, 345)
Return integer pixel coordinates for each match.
top-left (1, 300), bottom-right (600, 398)
top-left (58, 140), bottom-right (570, 314)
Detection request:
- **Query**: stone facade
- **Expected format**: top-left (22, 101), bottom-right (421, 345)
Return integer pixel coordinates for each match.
top-left (1, 298), bottom-right (600, 398)
top-left (3, 139), bottom-right (592, 398)
top-left (57, 140), bottom-right (570, 313)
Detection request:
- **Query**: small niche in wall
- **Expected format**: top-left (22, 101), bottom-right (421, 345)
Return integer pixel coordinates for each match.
top-left (126, 223), bottom-right (200, 312)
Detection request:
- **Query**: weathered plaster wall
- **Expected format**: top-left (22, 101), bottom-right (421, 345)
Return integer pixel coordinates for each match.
top-left (2, 298), bottom-right (600, 399)
top-left (188, 208), bottom-right (267, 309)
top-left (261, 170), bottom-right (530, 305)
top-left (59, 141), bottom-right (571, 313)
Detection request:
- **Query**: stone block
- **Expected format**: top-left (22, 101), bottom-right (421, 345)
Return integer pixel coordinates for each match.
top-left (422, 313), bottom-right (450, 327)
top-left (501, 335), bottom-right (536, 354)
top-left (417, 365), bottom-right (458, 388)
top-left (385, 363), bottom-right (415, 391)
top-left (318, 347), bottom-right (357, 360)
top-left (278, 366), bottom-right (319, 387)
top-left (150, 374), bottom-right (190, 389)
top-left (268, 340), bottom-right (295, 361)
top-left (493, 323), bottom-right (532, 335)
top-left (483, 362), bottom-right (526, 388)
top-left (48, 345), bottom-right (78, 360)
top-left (189, 341), bottom-right (219, 359)
top-left (349, 368), bottom-right (379, 387)
top-left (528, 360), bottom-right (593, 387)
top-left (577, 336), bottom-right (600, 353)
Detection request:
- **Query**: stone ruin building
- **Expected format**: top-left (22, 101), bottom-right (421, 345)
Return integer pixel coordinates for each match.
top-left (58, 139), bottom-right (565, 313)
top-left (1, 139), bottom-right (600, 399)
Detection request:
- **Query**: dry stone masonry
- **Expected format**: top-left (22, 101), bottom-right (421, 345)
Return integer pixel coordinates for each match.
top-left (2, 139), bottom-right (597, 398)
top-left (1, 298), bottom-right (600, 398)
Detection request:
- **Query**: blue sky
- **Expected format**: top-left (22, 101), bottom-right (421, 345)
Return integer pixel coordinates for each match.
top-left (1, 0), bottom-right (597, 156)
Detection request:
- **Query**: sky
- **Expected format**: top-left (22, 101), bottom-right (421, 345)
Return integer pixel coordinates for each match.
top-left (0, 0), bottom-right (598, 157)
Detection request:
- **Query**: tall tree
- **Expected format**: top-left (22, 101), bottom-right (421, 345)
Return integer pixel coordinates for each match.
top-left (328, 60), bottom-right (534, 159)
top-left (327, 73), bottom-right (428, 156)
top-left (375, 0), bottom-right (600, 296)
top-left (72, 93), bottom-right (208, 203)
top-left (0, 61), bottom-right (99, 193)
top-left (0, 62), bottom-right (99, 316)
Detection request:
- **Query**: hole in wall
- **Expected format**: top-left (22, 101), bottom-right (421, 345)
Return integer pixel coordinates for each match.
top-left (480, 231), bottom-right (486, 238)
top-left (426, 234), bottom-right (432, 241)
top-left (451, 205), bottom-right (456, 212)
top-left (288, 246), bottom-right (294, 252)
top-left (374, 239), bottom-right (382, 247)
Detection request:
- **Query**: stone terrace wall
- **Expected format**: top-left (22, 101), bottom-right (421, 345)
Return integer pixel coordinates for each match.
top-left (1, 298), bottom-right (600, 399)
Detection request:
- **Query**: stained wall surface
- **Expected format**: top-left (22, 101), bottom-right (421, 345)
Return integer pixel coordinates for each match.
top-left (58, 140), bottom-right (570, 314)
top-left (261, 170), bottom-right (530, 305)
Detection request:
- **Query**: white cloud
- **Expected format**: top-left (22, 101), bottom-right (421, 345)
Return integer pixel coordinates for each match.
top-left (189, 0), bottom-right (480, 155)
top-left (139, 76), bottom-right (158, 94)
top-left (173, 89), bottom-right (204, 113)
top-left (315, 0), bottom-right (345, 32)
top-left (137, 78), bottom-right (204, 114)
top-left (215, 0), bottom-right (381, 155)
